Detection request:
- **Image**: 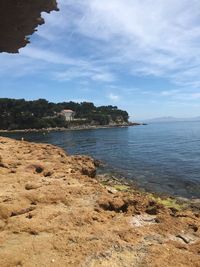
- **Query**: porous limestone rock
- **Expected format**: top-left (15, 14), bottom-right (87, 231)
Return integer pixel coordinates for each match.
top-left (0, 136), bottom-right (199, 266)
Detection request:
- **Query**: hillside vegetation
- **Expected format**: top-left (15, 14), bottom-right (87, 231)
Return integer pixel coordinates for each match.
top-left (0, 98), bottom-right (129, 130)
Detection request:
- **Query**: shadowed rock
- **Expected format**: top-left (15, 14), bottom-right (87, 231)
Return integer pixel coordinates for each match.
top-left (0, 0), bottom-right (58, 53)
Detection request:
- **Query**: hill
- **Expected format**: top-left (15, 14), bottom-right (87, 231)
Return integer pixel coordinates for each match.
top-left (0, 98), bottom-right (129, 130)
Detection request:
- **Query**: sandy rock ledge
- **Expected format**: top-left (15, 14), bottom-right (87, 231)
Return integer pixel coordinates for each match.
top-left (0, 137), bottom-right (200, 267)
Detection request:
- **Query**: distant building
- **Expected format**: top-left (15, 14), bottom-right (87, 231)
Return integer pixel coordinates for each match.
top-left (60, 110), bottom-right (75, 121)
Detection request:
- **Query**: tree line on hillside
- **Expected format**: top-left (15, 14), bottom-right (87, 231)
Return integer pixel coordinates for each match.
top-left (0, 98), bottom-right (129, 130)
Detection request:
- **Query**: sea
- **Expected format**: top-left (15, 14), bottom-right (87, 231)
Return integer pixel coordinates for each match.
top-left (2, 121), bottom-right (200, 199)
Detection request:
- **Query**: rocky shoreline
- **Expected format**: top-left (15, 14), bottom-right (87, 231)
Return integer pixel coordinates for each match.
top-left (96, 172), bottom-right (200, 214)
top-left (0, 122), bottom-right (144, 134)
top-left (0, 137), bottom-right (199, 266)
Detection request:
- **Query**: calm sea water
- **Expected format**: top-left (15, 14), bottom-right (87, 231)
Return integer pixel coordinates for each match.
top-left (2, 121), bottom-right (200, 199)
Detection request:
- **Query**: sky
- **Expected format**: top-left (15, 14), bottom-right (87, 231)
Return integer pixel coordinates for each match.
top-left (1, 0), bottom-right (200, 120)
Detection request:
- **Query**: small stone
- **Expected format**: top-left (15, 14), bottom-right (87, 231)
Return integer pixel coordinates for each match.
top-left (130, 214), bottom-right (157, 227)
top-left (106, 186), bottom-right (117, 194)
top-left (25, 183), bottom-right (40, 190)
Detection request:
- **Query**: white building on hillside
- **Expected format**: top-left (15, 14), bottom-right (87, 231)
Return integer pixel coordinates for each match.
top-left (60, 109), bottom-right (75, 121)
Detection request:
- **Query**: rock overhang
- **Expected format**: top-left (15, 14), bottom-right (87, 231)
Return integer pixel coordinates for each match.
top-left (0, 0), bottom-right (58, 53)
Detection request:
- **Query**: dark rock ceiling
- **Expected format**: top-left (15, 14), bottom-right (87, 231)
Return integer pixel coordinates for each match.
top-left (0, 0), bottom-right (58, 53)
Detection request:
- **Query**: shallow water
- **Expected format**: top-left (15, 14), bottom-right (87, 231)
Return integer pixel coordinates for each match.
top-left (2, 121), bottom-right (200, 198)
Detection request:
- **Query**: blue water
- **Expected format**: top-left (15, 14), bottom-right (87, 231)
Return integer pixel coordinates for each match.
top-left (1, 122), bottom-right (200, 198)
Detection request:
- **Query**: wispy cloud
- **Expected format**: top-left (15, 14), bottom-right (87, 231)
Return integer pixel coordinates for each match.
top-left (52, 0), bottom-right (200, 88)
top-left (160, 89), bottom-right (200, 101)
top-left (54, 68), bottom-right (116, 82)
top-left (107, 93), bottom-right (120, 102)
top-left (2, 0), bottom-right (200, 87)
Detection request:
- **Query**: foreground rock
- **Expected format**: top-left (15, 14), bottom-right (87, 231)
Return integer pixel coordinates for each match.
top-left (0, 137), bottom-right (200, 266)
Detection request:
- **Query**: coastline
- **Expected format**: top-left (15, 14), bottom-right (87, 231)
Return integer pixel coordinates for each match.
top-left (0, 122), bottom-right (144, 133)
top-left (0, 136), bottom-right (199, 266)
top-left (96, 172), bottom-right (200, 213)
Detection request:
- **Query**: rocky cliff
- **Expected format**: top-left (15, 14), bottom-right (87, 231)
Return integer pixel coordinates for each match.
top-left (0, 137), bottom-right (199, 266)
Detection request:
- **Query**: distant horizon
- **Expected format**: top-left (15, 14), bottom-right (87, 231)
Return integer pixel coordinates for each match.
top-left (1, 0), bottom-right (200, 120)
top-left (139, 116), bottom-right (200, 122)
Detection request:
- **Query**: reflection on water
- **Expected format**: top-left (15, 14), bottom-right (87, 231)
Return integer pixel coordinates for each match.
top-left (1, 121), bottom-right (200, 198)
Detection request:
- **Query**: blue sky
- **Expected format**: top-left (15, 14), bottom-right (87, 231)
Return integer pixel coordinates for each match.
top-left (1, 0), bottom-right (200, 120)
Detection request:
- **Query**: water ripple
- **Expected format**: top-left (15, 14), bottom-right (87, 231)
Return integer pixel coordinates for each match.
top-left (2, 122), bottom-right (200, 198)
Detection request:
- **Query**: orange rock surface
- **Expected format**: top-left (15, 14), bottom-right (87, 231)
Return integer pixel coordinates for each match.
top-left (0, 137), bottom-right (199, 266)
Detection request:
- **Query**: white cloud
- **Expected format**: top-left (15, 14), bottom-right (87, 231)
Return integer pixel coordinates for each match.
top-left (160, 89), bottom-right (200, 101)
top-left (0, 44), bottom-right (116, 82)
top-left (2, 0), bottom-right (200, 99)
top-left (107, 93), bottom-right (120, 102)
top-left (53, 0), bottom-right (200, 88)
top-left (20, 47), bottom-right (77, 65)
top-left (160, 90), bottom-right (180, 97)
top-left (54, 67), bottom-right (116, 82)
top-left (91, 72), bottom-right (115, 82)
